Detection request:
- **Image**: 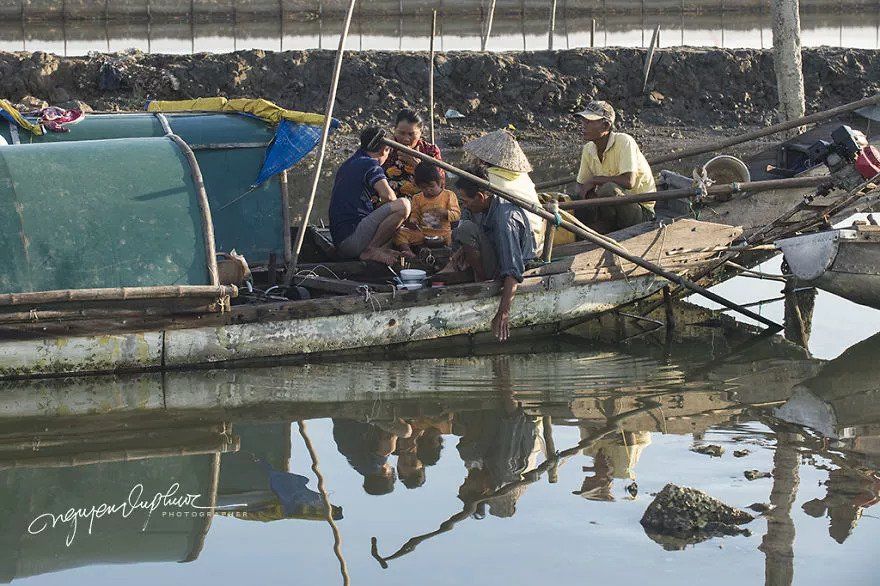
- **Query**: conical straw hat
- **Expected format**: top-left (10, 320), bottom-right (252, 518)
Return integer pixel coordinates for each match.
top-left (463, 130), bottom-right (533, 173)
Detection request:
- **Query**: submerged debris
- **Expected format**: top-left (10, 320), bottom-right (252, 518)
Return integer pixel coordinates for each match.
top-left (640, 483), bottom-right (754, 550)
top-left (692, 444), bottom-right (725, 457)
top-left (744, 470), bottom-right (772, 481)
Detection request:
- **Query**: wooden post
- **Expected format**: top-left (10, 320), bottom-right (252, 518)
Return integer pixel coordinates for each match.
top-left (771, 0), bottom-right (806, 133)
top-left (662, 286), bottom-right (676, 329)
top-left (429, 10), bottom-right (437, 144)
top-left (290, 0), bottom-right (359, 273)
top-left (542, 200), bottom-right (558, 262)
top-left (642, 24), bottom-right (660, 94)
top-left (548, 0), bottom-right (557, 50)
top-left (542, 417), bottom-right (558, 483)
top-left (590, 17), bottom-right (596, 47)
top-left (482, 0), bottom-right (496, 51)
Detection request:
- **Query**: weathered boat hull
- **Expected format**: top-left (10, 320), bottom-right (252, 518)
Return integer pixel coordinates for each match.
top-left (0, 272), bottom-right (664, 379)
top-left (776, 225), bottom-right (880, 310)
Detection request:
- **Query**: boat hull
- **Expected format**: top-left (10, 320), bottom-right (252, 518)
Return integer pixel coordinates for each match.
top-left (0, 272), bottom-right (664, 380)
top-left (776, 226), bottom-right (880, 311)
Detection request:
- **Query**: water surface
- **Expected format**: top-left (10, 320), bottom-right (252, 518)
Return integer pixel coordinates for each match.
top-left (2, 308), bottom-right (879, 584)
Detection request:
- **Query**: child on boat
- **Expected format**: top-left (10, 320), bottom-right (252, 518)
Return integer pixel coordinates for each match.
top-left (394, 162), bottom-right (461, 256)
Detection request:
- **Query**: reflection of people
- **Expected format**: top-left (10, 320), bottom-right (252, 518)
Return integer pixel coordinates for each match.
top-left (802, 467), bottom-right (880, 543)
top-left (452, 168), bottom-right (537, 341)
top-left (454, 371), bottom-right (544, 518)
top-left (332, 418), bottom-right (411, 495)
top-left (394, 416), bottom-right (451, 489)
top-left (329, 126), bottom-right (412, 265)
top-left (574, 100), bottom-right (656, 232)
top-left (383, 109), bottom-right (442, 198)
top-left (574, 431), bottom-right (651, 501)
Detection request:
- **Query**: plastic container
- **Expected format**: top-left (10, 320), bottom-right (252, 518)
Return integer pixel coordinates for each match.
top-left (399, 269), bottom-right (427, 283)
top-left (398, 283), bottom-right (423, 291)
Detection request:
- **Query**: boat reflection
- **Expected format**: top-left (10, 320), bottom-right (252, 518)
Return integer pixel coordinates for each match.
top-left (0, 327), bottom-right (878, 583)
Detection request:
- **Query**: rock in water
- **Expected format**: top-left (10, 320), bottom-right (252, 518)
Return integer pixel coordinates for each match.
top-left (691, 444), bottom-right (725, 457)
top-left (640, 483), bottom-right (754, 550)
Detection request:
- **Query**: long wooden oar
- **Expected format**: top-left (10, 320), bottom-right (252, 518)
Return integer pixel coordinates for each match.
top-left (371, 133), bottom-right (783, 331)
top-left (536, 92), bottom-right (880, 191)
top-left (557, 175), bottom-right (831, 210)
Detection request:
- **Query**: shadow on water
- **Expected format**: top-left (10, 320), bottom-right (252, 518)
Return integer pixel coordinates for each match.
top-left (1, 306), bottom-right (879, 584)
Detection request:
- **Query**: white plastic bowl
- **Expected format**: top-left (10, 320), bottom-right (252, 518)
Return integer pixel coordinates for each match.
top-left (399, 269), bottom-right (427, 283)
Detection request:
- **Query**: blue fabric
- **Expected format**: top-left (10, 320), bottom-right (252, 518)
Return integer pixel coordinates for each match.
top-left (482, 196), bottom-right (537, 282)
top-left (253, 118), bottom-right (340, 186)
top-left (328, 149), bottom-right (387, 245)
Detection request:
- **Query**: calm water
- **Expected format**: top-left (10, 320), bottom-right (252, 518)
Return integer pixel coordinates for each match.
top-left (3, 7), bottom-right (880, 55)
top-left (2, 283), bottom-right (879, 584)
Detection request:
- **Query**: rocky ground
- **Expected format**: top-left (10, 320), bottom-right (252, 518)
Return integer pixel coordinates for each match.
top-left (1, 46), bottom-right (878, 169)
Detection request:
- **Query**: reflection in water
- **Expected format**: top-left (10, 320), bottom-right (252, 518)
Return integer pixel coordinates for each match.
top-left (2, 7), bottom-right (880, 55)
top-left (1, 328), bottom-right (879, 584)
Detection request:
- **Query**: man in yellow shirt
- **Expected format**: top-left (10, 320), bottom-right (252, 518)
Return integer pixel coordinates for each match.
top-left (574, 100), bottom-right (656, 232)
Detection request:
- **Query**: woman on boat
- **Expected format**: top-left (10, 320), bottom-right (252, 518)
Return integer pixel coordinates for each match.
top-left (382, 109), bottom-right (442, 198)
top-left (462, 130), bottom-right (545, 252)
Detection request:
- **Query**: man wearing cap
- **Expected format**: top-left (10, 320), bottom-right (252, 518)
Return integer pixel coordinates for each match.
top-left (574, 100), bottom-right (656, 232)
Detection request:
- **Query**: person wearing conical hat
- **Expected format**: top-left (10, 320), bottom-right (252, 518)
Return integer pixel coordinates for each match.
top-left (452, 167), bottom-right (537, 341)
top-left (574, 100), bottom-right (656, 232)
top-left (462, 130), bottom-right (546, 253)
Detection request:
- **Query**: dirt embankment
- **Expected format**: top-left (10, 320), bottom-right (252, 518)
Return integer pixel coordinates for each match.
top-left (1, 46), bottom-right (878, 149)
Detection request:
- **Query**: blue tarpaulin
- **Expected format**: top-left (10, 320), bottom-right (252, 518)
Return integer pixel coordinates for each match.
top-left (253, 118), bottom-right (340, 187)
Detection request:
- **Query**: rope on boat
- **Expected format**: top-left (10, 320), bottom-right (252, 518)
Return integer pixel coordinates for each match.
top-left (357, 284), bottom-right (382, 312)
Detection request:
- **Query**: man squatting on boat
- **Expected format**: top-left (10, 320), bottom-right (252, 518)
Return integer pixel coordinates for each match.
top-left (573, 100), bottom-right (657, 231)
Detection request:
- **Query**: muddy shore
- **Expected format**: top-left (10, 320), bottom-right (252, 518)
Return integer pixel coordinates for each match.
top-left (1, 46), bottom-right (878, 168)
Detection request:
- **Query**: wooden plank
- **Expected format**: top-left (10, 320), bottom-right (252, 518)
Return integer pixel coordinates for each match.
top-left (565, 219), bottom-right (742, 273)
top-left (297, 276), bottom-right (394, 295)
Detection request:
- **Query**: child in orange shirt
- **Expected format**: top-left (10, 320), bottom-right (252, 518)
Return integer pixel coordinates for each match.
top-left (394, 162), bottom-right (461, 257)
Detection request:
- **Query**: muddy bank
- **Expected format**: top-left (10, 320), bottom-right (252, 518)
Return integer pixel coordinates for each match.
top-left (1, 46), bottom-right (878, 152)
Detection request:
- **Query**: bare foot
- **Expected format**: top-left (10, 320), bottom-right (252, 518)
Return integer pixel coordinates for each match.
top-left (360, 246), bottom-right (400, 265)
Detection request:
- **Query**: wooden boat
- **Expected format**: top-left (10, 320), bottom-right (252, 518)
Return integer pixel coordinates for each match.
top-left (0, 109), bottom-right (751, 379)
top-left (776, 223), bottom-right (880, 310)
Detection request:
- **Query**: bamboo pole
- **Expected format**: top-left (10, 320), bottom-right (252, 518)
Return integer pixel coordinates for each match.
top-left (429, 10), bottom-right (437, 144)
top-left (290, 0), bottom-right (358, 273)
top-left (481, 0), bottom-right (496, 51)
top-left (535, 92), bottom-right (880, 191)
top-left (298, 421), bottom-right (351, 586)
top-left (167, 133), bottom-right (220, 286)
top-left (549, 0), bottom-right (558, 50)
top-left (0, 285), bottom-right (237, 308)
top-left (590, 17), bottom-right (596, 47)
top-left (556, 175), bottom-right (831, 210)
top-left (374, 135), bottom-right (783, 330)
